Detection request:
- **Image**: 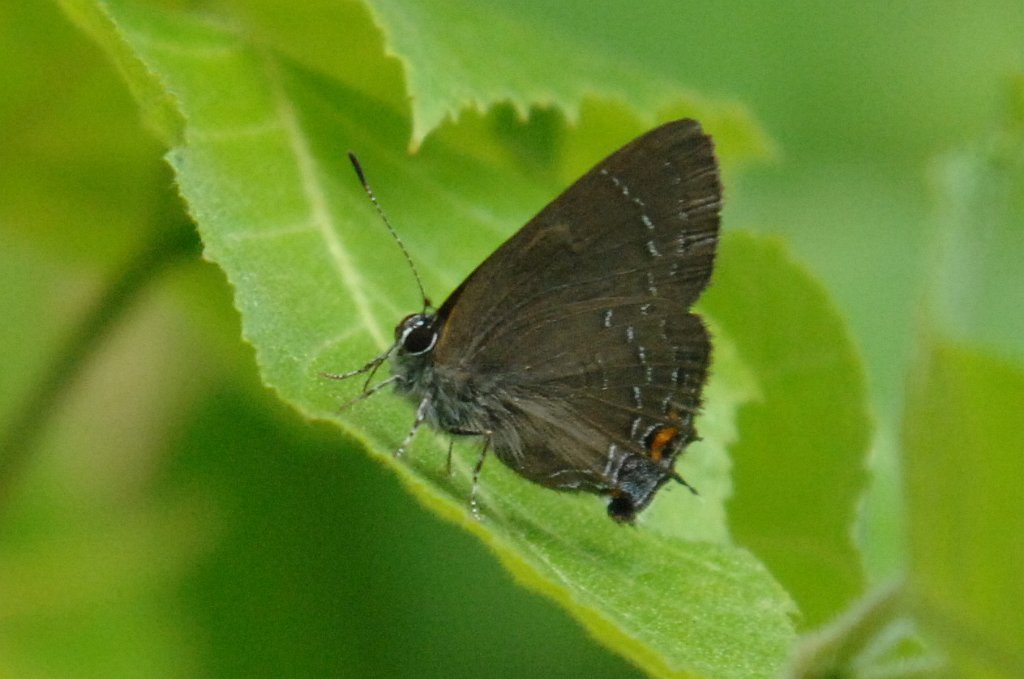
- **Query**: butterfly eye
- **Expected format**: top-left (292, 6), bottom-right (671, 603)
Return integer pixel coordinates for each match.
top-left (398, 315), bottom-right (438, 355)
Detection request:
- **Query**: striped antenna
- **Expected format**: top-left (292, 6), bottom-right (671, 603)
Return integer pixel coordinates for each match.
top-left (347, 152), bottom-right (431, 310)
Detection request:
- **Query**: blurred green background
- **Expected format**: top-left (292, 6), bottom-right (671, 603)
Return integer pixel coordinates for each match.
top-left (2, 1), bottom-right (1021, 677)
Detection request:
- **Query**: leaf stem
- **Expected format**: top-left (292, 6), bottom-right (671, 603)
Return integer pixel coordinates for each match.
top-left (785, 580), bottom-right (930, 678)
top-left (0, 195), bottom-right (199, 513)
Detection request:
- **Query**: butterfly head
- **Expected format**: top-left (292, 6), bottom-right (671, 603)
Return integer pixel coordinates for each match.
top-left (390, 312), bottom-right (442, 395)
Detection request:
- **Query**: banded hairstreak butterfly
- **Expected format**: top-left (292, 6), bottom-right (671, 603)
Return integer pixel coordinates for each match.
top-left (329, 118), bottom-right (721, 522)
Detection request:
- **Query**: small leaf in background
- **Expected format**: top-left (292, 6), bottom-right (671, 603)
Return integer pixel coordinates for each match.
top-left (903, 343), bottom-right (1024, 678)
top-left (927, 80), bottom-right (1024, 365)
top-left (365, 0), bottom-right (698, 148)
top-left (902, 85), bottom-right (1024, 678)
top-left (702, 234), bottom-right (870, 630)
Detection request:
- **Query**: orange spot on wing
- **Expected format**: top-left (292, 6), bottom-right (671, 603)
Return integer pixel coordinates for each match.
top-left (648, 425), bottom-right (680, 462)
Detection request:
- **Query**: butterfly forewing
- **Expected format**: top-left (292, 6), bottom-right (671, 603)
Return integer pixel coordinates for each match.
top-left (435, 119), bottom-right (719, 367)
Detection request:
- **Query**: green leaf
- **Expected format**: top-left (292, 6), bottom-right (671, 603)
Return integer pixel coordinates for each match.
top-left (62, 1), bottom-right (868, 675)
top-left (1, 0), bottom-right (167, 266)
top-left (927, 83), bottom-right (1024, 363)
top-left (59, 0), bottom-right (183, 146)
top-left (902, 85), bottom-right (1024, 677)
top-left (365, 0), bottom-right (775, 154)
top-left (903, 343), bottom-right (1024, 677)
top-left (702, 234), bottom-right (870, 629)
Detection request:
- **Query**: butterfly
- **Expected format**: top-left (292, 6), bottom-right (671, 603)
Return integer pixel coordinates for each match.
top-left (329, 119), bottom-right (721, 522)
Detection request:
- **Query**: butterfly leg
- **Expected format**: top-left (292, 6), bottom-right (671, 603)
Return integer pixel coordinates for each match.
top-left (444, 439), bottom-right (457, 477)
top-left (670, 471), bottom-right (699, 496)
top-left (334, 375), bottom-right (400, 413)
top-left (396, 394), bottom-right (432, 457)
top-left (469, 432), bottom-right (493, 521)
top-left (320, 341), bottom-right (395, 390)
top-left (444, 427), bottom-right (494, 520)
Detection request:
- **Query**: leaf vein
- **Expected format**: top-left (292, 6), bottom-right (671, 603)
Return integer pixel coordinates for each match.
top-left (264, 55), bottom-right (388, 349)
